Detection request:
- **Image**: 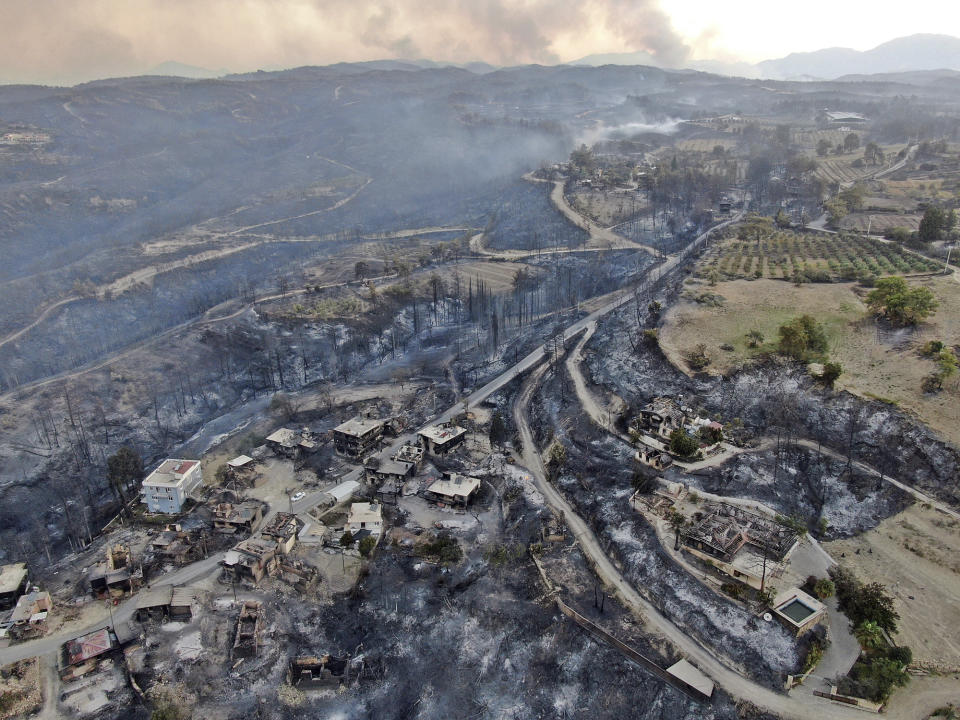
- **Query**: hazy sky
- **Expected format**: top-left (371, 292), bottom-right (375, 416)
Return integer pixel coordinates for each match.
top-left (2, 0), bottom-right (959, 85)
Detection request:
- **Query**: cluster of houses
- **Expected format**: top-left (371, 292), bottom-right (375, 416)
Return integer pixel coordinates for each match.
top-left (632, 397), bottom-right (724, 469)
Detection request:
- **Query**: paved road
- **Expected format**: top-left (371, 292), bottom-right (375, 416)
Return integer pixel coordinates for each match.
top-left (0, 552), bottom-right (225, 667)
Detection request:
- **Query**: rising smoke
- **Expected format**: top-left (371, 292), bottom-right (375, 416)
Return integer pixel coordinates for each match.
top-left (0, 0), bottom-right (691, 85)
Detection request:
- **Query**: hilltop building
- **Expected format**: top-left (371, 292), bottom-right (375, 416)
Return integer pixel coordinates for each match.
top-left (141, 459), bottom-right (202, 514)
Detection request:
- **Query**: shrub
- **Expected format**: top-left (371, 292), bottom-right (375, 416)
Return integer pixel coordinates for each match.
top-left (921, 340), bottom-right (944, 357)
top-left (684, 343), bottom-right (711, 370)
top-left (340, 531), bottom-right (354, 548)
top-left (642, 329), bottom-right (659, 348)
top-left (819, 361), bottom-right (842, 388)
top-left (866, 276), bottom-right (938, 325)
top-left (886, 646), bottom-right (912, 666)
top-left (669, 429), bottom-right (700, 458)
top-left (359, 536), bottom-right (377, 557)
top-left (778, 315), bottom-right (828, 361)
top-left (814, 579), bottom-right (836, 600)
top-left (721, 582), bottom-right (744, 599)
top-left (419, 533), bottom-right (463, 564)
top-left (829, 566), bottom-right (900, 632)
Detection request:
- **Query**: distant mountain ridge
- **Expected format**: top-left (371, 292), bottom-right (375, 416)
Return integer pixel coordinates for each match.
top-left (757, 34), bottom-right (960, 79)
top-left (572, 33), bottom-right (960, 81)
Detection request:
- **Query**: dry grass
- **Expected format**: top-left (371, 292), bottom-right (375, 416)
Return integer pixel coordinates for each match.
top-left (659, 275), bottom-right (960, 445)
top-left (825, 504), bottom-right (960, 666)
top-left (839, 213), bottom-right (922, 233)
top-left (676, 138), bottom-right (737, 153)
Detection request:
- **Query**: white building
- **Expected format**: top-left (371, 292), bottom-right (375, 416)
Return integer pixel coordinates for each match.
top-left (348, 502), bottom-right (383, 537)
top-left (141, 459), bottom-right (203, 514)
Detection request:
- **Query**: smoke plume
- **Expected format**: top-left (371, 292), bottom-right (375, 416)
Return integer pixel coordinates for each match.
top-left (0, 0), bottom-right (691, 85)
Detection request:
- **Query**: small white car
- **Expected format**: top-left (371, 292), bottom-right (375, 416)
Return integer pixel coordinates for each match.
top-left (291, 491), bottom-right (306, 503)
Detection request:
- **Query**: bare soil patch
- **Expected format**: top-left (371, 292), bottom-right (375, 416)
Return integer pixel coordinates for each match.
top-left (824, 504), bottom-right (960, 667)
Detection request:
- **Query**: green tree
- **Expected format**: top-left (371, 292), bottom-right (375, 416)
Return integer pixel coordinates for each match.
top-left (814, 578), bottom-right (836, 599)
top-left (855, 620), bottom-right (886, 650)
top-left (816, 138), bottom-right (832, 157)
top-left (358, 536), bottom-right (376, 557)
top-left (867, 276), bottom-right (939, 325)
top-left (107, 446), bottom-right (144, 505)
top-left (340, 530), bottom-right (354, 548)
top-left (488, 411), bottom-right (508, 447)
top-left (843, 133), bottom-right (860, 153)
top-left (354, 261), bottom-right (369, 280)
top-left (848, 582), bottom-right (900, 632)
top-left (820, 361), bottom-right (843, 388)
top-left (669, 429), bottom-right (700, 458)
top-left (777, 315), bottom-right (828, 360)
top-left (919, 206), bottom-right (946, 242)
top-left (647, 300), bottom-right (663, 317)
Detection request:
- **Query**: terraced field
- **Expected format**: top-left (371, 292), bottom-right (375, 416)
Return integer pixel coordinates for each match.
top-left (703, 230), bottom-right (942, 281)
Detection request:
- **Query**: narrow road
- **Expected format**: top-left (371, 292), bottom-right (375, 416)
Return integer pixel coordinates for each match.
top-left (0, 552), bottom-right (225, 667)
top-left (512, 362), bottom-right (866, 720)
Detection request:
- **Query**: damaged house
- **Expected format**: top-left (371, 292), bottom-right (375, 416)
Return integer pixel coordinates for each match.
top-left (89, 544), bottom-right (142, 599)
top-left (634, 398), bottom-right (688, 440)
top-left (261, 512), bottom-right (301, 555)
top-left (681, 503), bottom-right (799, 590)
top-left (418, 422), bottom-right (467, 456)
top-left (333, 416), bottom-right (385, 460)
top-left (222, 538), bottom-right (279, 584)
top-left (212, 501), bottom-right (263, 534)
top-left (150, 525), bottom-right (205, 565)
top-left (289, 654), bottom-right (351, 689)
top-left (60, 627), bottom-right (119, 681)
top-left (424, 473), bottom-right (481, 510)
top-left (266, 428), bottom-right (318, 459)
top-left (232, 600), bottom-right (264, 659)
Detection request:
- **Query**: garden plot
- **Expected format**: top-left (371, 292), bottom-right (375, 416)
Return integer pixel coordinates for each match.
top-left (703, 231), bottom-right (940, 282)
top-left (838, 213), bottom-right (922, 234)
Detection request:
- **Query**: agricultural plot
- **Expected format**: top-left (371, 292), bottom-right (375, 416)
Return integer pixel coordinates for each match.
top-left (814, 157), bottom-right (876, 185)
top-left (676, 137), bottom-right (737, 153)
top-left (704, 230), bottom-right (941, 282)
top-left (839, 213), bottom-right (922, 234)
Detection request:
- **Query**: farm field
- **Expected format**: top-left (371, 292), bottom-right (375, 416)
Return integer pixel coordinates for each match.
top-left (676, 137), bottom-right (738, 153)
top-left (659, 274), bottom-right (960, 446)
top-left (838, 212), bottom-right (922, 233)
top-left (825, 504), bottom-right (960, 667)
top-left (813, 144), bottom-right (905, 185)
top-left (568, 187), bottom-right (643, 226)
top-left (702, 230), bottom-right (941, 282)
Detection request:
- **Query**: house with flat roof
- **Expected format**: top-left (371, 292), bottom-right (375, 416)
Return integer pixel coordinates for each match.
top-left (348, 502), bottom-right (383, 537)
top-left (223, 538), bottom-right (279, 583)
top-left (141, 459), bottom-right (202, 514)
top-left (0, 562), bottom-right (29, 610)
top-left (333, 416), bottom-right (384, 460)
top-left (424, 473), bottom-right (482, 509)
top-left (89, 544), bottom-right (141, 599)
top-left (418, 423), bottom-right (467, 455)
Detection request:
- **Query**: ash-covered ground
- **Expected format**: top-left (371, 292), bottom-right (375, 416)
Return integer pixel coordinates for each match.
top-left (108, 456), bottom-right (775, 720)
top-left (585, 274), bottom-right (960, 513)
top-left (526, 366), bottom-right (804, 688)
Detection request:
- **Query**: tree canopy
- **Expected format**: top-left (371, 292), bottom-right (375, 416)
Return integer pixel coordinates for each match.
top-left (777, 315), bottom-right (828, 360)
top-left (866, 276), bottom-right (938, 325)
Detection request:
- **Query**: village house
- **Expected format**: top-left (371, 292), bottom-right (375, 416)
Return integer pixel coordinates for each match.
top-left (141, 459), bottom-right (203, 514)
top-left (332, 416), bottom-right (385, 460)
top-left (0, 562), bottom-right (29, 610)
top-left (213, 500), bottom-right (263, 534)
top-left (634, 398), bottom-right (688, 440)
top-left (266, 428), bottom-right (317, 458)
top-left (418, 422), bottom-right (467, 455)
top-left (289, 654), bottom-right (351, 689)
top-left (424, 473), bottom-right (482, 510)
top-left (169, 587), bottom-right (195, 621)
top-left (222, 538), bottom-right (279, 584)
top-left (635, 446), bottom-right (674, 471)
top-left (348, 502), bottom-right (383, 538)
top-left (232, 600), bottom-right (263, 659)
top-left (681, 504), bottom-right (798, 590)
top-left (225, 455), bottom-right (256, 485)
top-left (8, 590), bottom-right (52, 638)
top-left (89, 544), bottom-right (142, 599)
top-left (261, 512), bottom-right (301, 554)
top-left (135, 586), bottom-right (173, 622)
top-left (59, 627), bottom-right (119, 681)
